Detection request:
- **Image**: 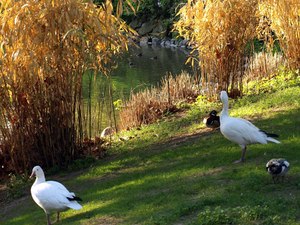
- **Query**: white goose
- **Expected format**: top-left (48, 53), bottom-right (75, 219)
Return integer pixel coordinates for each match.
top-left (30, 166), bottom-right (82, 225)
top-left (220, 91), bottom-right (280, 163)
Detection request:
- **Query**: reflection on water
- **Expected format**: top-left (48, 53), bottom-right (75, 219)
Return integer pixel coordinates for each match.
top-left (82, 45), bottom-right (192, 136)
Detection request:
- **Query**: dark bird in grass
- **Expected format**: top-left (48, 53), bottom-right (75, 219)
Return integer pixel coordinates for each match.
top-left (136, 52), bottom-right (142, 57)
top-left (203, 110), bottom-right (220, 129)
top-left (150, 56), bottom-right (157, 60)
top-left (128, 58), bottom-right (134, 67)
top-left (266, 158), bottom-right (290, 183)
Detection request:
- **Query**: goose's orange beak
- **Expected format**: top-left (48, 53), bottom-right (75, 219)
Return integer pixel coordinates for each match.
top-left (30, 171), bottom-right (35, 179)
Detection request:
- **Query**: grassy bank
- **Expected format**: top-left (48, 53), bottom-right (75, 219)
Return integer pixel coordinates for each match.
top-left (1, 86), bottom-right (300, 225)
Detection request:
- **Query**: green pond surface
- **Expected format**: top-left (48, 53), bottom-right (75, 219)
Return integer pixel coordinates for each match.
top-left (82, 45), bottom-right (192, 135)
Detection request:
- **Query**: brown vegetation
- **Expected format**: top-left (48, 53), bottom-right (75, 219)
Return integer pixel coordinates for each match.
top-left (244, 52), bottom-right (285, 82)
top-left (119, 72), bottom-right (199, 129)
top-left (0, 0), bottom-right (134, 176)
top-left (174, 0), bottom-right (259, 97)
top-left (259, 0), bottom-right (300, 69)
top-left (174, 0), bottom-right (299, 97)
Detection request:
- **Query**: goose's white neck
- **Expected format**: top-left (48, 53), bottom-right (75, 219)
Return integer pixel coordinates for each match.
top-left (221, 102), bottom-right (229, 117)
top-left (33, 174), bottom-right (46, 186)
top-left (221, 98), bottom-right (229, 117)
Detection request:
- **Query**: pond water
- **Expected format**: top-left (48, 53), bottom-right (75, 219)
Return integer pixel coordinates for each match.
top-left (82, 45), bottom-right (192, 136)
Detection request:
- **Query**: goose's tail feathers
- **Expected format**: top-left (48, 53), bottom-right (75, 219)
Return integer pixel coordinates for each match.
top-left (67, 195), bottom-right (83, 210)
top-left (260, 130), bottom-right (280, 143)
top-left (68, 201), bottom-right (82, 210)
top-left (266, 137), bottom-right (280, 144)
top-left (260, 130), bottom-right (279, 138)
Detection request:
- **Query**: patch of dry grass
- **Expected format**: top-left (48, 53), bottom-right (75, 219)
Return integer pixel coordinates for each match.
top-left (119, 71), bottom-right (199, 129)
top-left (244, 52), bottom-right (285, 81)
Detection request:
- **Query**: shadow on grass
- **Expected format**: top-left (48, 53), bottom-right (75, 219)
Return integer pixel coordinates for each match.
top-left (73, 108), bottom-right (300, 224)
top-left (2, 107), bottom-right (300, 225)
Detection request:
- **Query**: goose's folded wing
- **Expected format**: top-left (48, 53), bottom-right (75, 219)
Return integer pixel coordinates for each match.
top-left (33, 182), bottom-right (76, 208)
top-left (222, 117), bottom-right (268, 144)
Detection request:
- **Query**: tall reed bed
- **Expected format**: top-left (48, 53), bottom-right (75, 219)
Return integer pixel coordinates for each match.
top-left (259, 0), bottom-right (300, 69)
top-left (0, 0), bottom-right (134, 176)
top-left (174, 0), bottom-right (299, 97)
top-left (119, 72), bottom-right (199, 129)
top-left (174, 0), bottom-right (259, 97)
top-left (244, 52), bottom-right (285, 81)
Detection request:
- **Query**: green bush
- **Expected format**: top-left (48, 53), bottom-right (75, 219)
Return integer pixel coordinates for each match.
top-left (244, 68), bottom-right (300, 95)
top-left (137, 0), bottom-right (185, 19)
top-left (7, 173), bottom-right (30, 199)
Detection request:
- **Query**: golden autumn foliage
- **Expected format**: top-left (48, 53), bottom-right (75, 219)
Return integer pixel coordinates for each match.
top-left (174, 0), bottom-right (259, 97)
top-left (174, 0), bottom-right (299, 97)
top-left (259, 0), bottom-right (300, 69)
top-left (0, 0), bottom-right (135, 175)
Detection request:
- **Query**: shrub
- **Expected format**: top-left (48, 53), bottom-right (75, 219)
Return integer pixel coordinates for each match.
top-left (243, 52), bottom-right (285, 82)
top-left (0, 0), bottom-right (134, 176)
top-left (119, 71), bottom-right (199, 129)
top-left (174, 0), bottom-right (259, 97)
top-left (244, 67), bottom-right (300, 95)
top-left (7, 173), bottom-right (30, 199)
top-left (259, 0), bottom-right (300, 69)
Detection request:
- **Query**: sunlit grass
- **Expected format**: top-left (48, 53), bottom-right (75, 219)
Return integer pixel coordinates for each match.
top-left (1, 86), bottom-right (300, 225)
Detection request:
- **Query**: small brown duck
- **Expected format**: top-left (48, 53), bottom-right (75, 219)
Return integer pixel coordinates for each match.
top-left (203, 110), bottom-right (220, 129)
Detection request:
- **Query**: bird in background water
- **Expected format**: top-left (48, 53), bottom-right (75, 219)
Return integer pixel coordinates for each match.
top-left (219, 90), bottom-right (280, 163)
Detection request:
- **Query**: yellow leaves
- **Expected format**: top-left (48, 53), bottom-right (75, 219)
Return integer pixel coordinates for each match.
top-left (62, 29), bottom-right (84, 43)
top-left (117, 0), bottom-right (123, 17)
top-left (21, 3), bottom-right (30, 10)
top-left (176, 0), bottom-right (260, 57)
top-left (0, 0), bottom-right (134, 75)
top-left (0, 0), bottom-right (136, 133)
top-left (11, 50), bottom-right (20, 61)
top-left (124, 0), bottom-right (134, 11)
top-left (258, 0), bottom-right (300, 68)
top-left (105, 0), bottom-right (113, 15)
top-left (0, 0), bottom-right (12, 12)
top-left (0, 42), bottom-right (6, 55)
top-left (115, 0), bottom-right (138, 18)
top-left (174, 0), bottom-right (259, 93)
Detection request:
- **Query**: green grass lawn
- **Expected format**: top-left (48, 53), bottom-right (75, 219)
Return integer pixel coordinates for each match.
top-left (1, 87), bottom-right (300, 225)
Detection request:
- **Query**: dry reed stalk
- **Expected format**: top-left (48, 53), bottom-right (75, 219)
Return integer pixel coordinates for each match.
top-left (119, 72), bottom-right (199, 129)
top-left (174, 0), bottom-right (259, 97)
top-left (161, 72), bottom-right (198, 102)
top-left (0, 0), bottom-right (135, 175)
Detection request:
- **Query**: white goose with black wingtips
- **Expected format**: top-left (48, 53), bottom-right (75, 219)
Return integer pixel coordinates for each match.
top-left (30, 166), bottom-right (82, 225)
top-left (219, 91), bottom-right (280, 163)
